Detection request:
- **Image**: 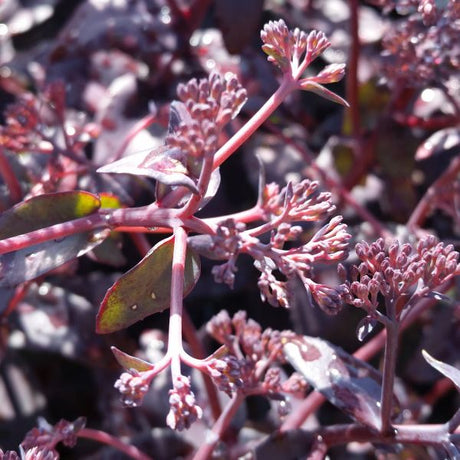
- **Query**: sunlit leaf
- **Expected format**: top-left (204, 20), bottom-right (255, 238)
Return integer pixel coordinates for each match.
top-left (111, 346), bottom-right (154, 372)
top-left (0, 191), bottom-right (101, 239)
top-left (97, 146), bottom-right (199, 194)
top-left (284, 336), bottom-right (399, 430)
top-left (422, 350), bottom-right (460, 391)
top-left (96, 236), bottom-right (201, 334)
top-left (300, 81), bottom-right (349, 107)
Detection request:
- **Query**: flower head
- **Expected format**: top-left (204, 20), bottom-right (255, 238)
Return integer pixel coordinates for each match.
top-left (166, 376), bottom-right (203, 431)
top-left (114, 369), bottom-right (151, 407)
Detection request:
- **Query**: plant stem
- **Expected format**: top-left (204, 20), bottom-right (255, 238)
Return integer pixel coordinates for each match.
top-left (0, 213), bottom-right (108, 255)
top-left (347, 0), bottom-right (361, 140)
top-left (280, 283), bottom-right (452, 432)
top-left (407, 155), bottom-right (460, 231)
top-left (168, 225), bottom-right (188, 382)
top-left (78, 428), bottom-right (152, 460)
top-left (213, 76), bottom-right (296, 170)
top-left (379, 300), bottom-right (399, 435)
top-left (193, 393), bottom-right (245, 460)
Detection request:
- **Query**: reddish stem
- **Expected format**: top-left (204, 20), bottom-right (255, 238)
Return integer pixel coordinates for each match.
top-left (407, 155), bottom-right (460, 231)
top-left (168, 225), bottom-right (188, 381)
top-left (346, 0), bottom-right (361, 140)
top-left (78, 428), bottom-right (152, 460)
top-left (280, 282), bottom-right (452, 432)
top-left (193, 393), bottom-right (245, 460)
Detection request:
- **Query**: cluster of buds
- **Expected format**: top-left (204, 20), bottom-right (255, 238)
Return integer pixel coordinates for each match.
top-left (0, 448), bottom-right (57, 460)
top-left (380, 0), bottom-right (459, 87)
top-left (261, 19), bottom-right (330, 75)
top-left (205, 310), bottom-right (303, 403)
top-left (10, 417), bottom-right (86, 459)
top-left (262, 180), bottom-right (336, 223)
top-left (256, 215), bottom-right (350, 312)
top-left (0, 95), bottom-right (41, 152)
top-left (260, 20), bottom-right (348, 106)
top-left (166, 375), bottom-right (203, 431)
top-left (114, 369), bottom-right (152, 407)
top-left (209, 219), bottom-right (246, 288)
top-left (165, 72), bottom-right (247, 178)
top-left (341, 235), bottom-right (460, 318)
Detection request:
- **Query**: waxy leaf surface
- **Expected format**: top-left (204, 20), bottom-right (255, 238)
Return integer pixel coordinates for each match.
top-left (0, 230), bottom-right (109, 287)
top-left (96, 236), bottom-right (201, 334)
top-left (423, 350), bottom-right (460, 391)
top-left (0, 191), bottom-right (105, 287)
top-left (0, 191), bottom-right (101, 239)
top-left (284, 336), bottom-right (397, 431)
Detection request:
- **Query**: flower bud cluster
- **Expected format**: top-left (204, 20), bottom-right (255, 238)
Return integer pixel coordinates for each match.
top-left (206, 311), bottom-right (300, 397)
top-left (114, 369), bottom-right (151, 407)
top-left (19, 417), bottom-right (85, 458)
top-left (261, 19), bottom-right (330, 73)
top-left (380, 0), bottom-right (458, 88)
top-left (255, 216), bottom-right (350, 312)
top-left (341, 235), bottom-right (460, 315)
top-left (0, 95), bottom-right (41, 152)
top-left (166, 375), bottom-right (203, 431)
top-left (262, 180), bottom-right (336, 223)
top-left (207, 353), bottom-right (245, 397)
top-left (209, 219), bottom-right (246, 288)
top-left (177, 72), bottom-right (247, 128)
top-left (165, 73), bottom-right (247, 178)
top-left (0, 451), bottom-right (19, 460)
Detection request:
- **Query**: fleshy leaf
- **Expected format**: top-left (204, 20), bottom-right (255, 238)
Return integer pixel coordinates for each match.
top-left (97, 146), bottom-right (199, 194)
top-left (111, 346), bottom-right (154, 372)
top-left (284, 336), bottom-right (398, 430)
top-left (0, 191), bottom-right (101, 239)
top-left (0, 229), bottom-right (109, 287)
top-left (300, 81), bottom-right (349, 107)
top-left (422, 350), bottom-right (460, 391)
top-left (96, 236), bottom-right (201, 334)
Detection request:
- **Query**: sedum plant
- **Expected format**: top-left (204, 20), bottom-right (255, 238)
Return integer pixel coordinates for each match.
top-left (0, 9), bottom-right (459, 460)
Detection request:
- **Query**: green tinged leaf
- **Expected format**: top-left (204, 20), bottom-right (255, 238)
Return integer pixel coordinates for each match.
top-left (0, 191), bottom-right (101, 239)
top-left (96, 236), bottom-right (201, 334)
top-left (111, 346), bottom-right (154, 372)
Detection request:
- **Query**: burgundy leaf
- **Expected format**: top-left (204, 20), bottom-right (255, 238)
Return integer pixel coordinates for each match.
top-left (0, 229), bottom-right (109, 287)
top-left (284, 336), bottom-right (398, 430)
top-left (422, 350), bottom-right (460, 391)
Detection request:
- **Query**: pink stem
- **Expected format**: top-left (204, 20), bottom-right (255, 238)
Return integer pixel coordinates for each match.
top-left (168, 225), bottom-right (188, 382)
top-left (78, 428), bottom-right (152, 460)
top-left (193, 393), bottom-right (245, 460)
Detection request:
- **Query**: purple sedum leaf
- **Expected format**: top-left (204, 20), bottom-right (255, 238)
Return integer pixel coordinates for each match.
top-left (97, 146), bottom-right (199, 194)
top-left (422, 350), bottom-right (460, 391)
top-left (284, 336), bottom-right (398, 430)
top-left (96, 236), bottom-right (201, 334)
top-left (300, 80), bottom-right (349, 107)
top-left (0, 229), bottom-right (109, 287)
